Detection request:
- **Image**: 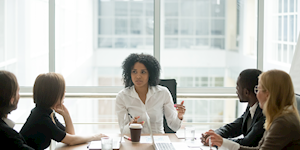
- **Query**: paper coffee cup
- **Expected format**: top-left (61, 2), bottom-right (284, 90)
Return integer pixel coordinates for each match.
top-left (129, 124), bottom-right (143, 142)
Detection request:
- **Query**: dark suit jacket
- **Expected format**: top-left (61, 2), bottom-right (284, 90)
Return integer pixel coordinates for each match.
top-left (0, 118), bottom-right (34, 149)
top-left (215, 105), bottom-right (265, 147)
top-left (240, 112), bottom-right (300, 150)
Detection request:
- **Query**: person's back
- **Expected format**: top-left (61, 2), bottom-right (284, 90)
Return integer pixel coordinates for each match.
top-left (240, 111), bottom-right (300, 150)
top-left (0, 70), bottom-right (34, 149)
top-left (20, 73), bottom-right (107, 150)
top-left (20, 106), bottom-right (66, 150)
top-left (0, 119), bottom-right (33, 149)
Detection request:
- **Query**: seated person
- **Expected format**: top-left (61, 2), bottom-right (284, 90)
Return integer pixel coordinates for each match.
top-left (0, 70), bottom-right (34, 149)
top-left (116, 53), bottom-right (186, 134)
top-left (202, 69), bottom-right (265, 146)
top-left (20, 73), bottom-right (107, 150)
top-left (206, 69), bottom-right (300, 149)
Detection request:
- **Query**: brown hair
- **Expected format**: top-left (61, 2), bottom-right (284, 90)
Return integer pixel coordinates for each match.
top-left (0, 70), bottom-right (19, 118)
top-left (34, 73), bottom-right (65, 108)
top-left (259, 70), bottom-right (300, 130)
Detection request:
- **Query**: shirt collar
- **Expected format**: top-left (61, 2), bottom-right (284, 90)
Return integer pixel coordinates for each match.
top-left (2, 117), bottom-right (15, 128)
top-left (249, 102), bottom-right (258, 119)
top-left (128, 85), bottom-right (161, 101)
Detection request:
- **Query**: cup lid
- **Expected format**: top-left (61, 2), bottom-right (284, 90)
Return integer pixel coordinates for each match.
top-left (129, 123), bottom-right (143, 129)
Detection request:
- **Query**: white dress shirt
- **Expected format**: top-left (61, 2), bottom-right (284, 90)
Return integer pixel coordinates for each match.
top-left (2, 117), bottom-right (15, 128)
top-left (115, 85), bottom-right (182, 134)
top-left (249, 102), bottom-right (258, 119)
top-left (219, 138), bottom-right (240, 150)
top-left (219, 103), bottom-right (259, 150)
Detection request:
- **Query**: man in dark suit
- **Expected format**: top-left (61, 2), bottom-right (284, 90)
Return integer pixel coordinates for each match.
top-left (201, 69), bottom-right (265, 147)
top-left (0, 71), bottom-right (33, 149)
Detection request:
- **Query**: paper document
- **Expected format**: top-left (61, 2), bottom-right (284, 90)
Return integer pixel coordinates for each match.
top-left (139, 136), bottom-right (171, 143)
top-left (88, 137), bottom-right (123, 150)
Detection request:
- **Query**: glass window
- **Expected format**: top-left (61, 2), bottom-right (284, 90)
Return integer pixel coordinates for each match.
top-left (211, 0), bottom-right (225, 17)
top-left (115, 1), bottom-right (128, 16)
top-left (264, 0), bottom-right (299, 71)
top-left (195, 0), bottom-right (209, 17)
top-left (130, 1), bottom-right (143, 16)
top-left (290, 0), bottom-right (295, 12)
top-left (165, 1), bottom-right (178, 16)
top-left (195, 19), bottom-right (209, 35)
top-left (180, 0), bottom-right (194, 17)
top-left (290, 15), bottom-right (294, 42)
top-left (130, 18), bottom-right (143, 35)
top-left (289, 45), bottom-right (294, 63)
top-left (162, 0), bottom-right (254, 88)
top-left (56, 0), bottom-right (154, 86)
top-left (98, 0), bottom-right (113, 16)
top-left (0, 0), bottom-right (49, 86)
top-left (165, 19), bottom-right (179, 35)
top-left (115, 18), bottom-right (128, 35)
top-left (98, 18), bottom-right (113, 35)
top-left (211, 19), bottom-right (225, 35)
top-left (180, 19), bottom-right (194, 35)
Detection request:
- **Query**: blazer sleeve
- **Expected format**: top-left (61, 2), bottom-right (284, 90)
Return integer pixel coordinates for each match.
top-left (232, 114), bottom-right (265, 146)
top-left (215, 110), bottom-right (247, 138)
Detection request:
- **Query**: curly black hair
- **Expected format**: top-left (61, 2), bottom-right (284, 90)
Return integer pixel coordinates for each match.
top-left (122, 53), bottom-right (161, 88)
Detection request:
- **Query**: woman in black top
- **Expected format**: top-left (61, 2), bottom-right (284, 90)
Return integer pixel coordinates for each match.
top-left (20, 73), bottom-right (107, 150)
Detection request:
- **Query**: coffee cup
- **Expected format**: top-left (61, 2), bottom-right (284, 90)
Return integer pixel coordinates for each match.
top-left (129, 123), bottom-right (143, 142)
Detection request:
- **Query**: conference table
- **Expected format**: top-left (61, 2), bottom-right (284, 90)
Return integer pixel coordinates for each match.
top-left (55, 133), bottom-right (211, 150)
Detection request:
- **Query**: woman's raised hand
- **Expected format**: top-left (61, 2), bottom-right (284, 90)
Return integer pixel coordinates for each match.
top-left (176, 101), bottom-right (186, 120)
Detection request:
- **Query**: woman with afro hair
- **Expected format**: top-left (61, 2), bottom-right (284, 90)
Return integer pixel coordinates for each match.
top-left (115, 53), bottom-right (186, 134)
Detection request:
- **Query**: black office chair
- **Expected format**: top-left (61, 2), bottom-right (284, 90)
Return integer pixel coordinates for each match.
top-left (296, 94), bottom-right (300, 115)
top-left (159, 79), bottom-right (177, 133)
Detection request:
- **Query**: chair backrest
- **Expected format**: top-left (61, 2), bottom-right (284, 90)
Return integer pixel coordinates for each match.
top-left (296, 94), bottom-right (300, 114)
top-left (159, 79), bottom-right (177, 133)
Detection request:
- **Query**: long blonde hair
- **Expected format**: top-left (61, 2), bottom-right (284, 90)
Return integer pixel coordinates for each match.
top-left (259, 70), bottom-right (300, 130)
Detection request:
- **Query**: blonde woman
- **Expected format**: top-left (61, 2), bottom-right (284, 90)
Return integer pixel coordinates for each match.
top-left (20, 73), bottom-right (107, 150)
top-left (205, 70), bottom-right (300, 150)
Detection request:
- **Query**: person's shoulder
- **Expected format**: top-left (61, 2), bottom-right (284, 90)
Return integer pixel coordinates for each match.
top-left (117, 87), bottom-right (132, 95)
top-left (272, 113), bottom-right (299, 129)
top-left (0, 122), bottom-right (19, 138)
top-left (155, 85), bottom-right (168, 92)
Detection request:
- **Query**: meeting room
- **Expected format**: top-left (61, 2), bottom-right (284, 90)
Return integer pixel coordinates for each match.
top-left (1, 0), bottom-right (300, 150)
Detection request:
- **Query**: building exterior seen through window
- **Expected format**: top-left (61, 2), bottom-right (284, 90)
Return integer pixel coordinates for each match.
top-left (1, 0), bottom-right (299, 134)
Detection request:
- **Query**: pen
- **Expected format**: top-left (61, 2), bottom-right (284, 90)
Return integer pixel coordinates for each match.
top-left (128, 113), bottom-right (133, 119)
top-left (86, 142), bottom-right (91, 148)
top-left (124, 135), bottom-right (131, 141)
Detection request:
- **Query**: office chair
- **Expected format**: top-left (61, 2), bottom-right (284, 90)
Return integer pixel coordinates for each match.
top-left (296, 94), bottom-right (300, 115)
top-left (159, 79), bottom-right (177, 133)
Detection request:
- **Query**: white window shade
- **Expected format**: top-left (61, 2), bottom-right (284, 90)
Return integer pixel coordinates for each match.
top-left (290, 33), bottom-right (300, 94)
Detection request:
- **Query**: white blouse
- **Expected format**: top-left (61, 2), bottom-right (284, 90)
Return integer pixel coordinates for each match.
top-left (115, 85), bottom-right (182, 134)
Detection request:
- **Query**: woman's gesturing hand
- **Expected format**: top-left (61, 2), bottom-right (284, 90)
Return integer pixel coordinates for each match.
top-left (176, 101), bottom-right (186, 120)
